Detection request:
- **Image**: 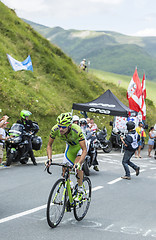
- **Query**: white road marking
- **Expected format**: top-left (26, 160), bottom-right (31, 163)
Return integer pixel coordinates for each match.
top-left (0, 186), bottom-right (103, 224)
top-left (104, 224), bottom-right (115, 230)
top-left (0, 204), bottom-right (47, 224)
top-left (92, 186), bottom-right (103, 191)
top-left (142, 229), bottom-right (152, 237)
top-left (98, 159), bottom-right (120, 165)
top-left (107, 169), bottom-right (146, 185)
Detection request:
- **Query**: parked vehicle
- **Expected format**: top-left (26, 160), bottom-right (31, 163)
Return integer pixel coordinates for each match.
top-left (109, 129), bottom-right (123, 151)
top-left (6, 122), bottom-right (42, 166)
top-left (95, 127), bottom-right (112, 153)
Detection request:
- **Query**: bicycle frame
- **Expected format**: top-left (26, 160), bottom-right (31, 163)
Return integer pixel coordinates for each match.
top-left (65, 178), bottom-right (74, 204)
top-left (49, 164), bottom-right (75, 206)
top-left (50, 164), bottom-right (86, 207)
top-left (65, 176), bottom-right (89, 207)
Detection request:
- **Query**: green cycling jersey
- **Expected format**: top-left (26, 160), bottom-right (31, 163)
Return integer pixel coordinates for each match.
top-left (50, 123), bottom-right (85, 146)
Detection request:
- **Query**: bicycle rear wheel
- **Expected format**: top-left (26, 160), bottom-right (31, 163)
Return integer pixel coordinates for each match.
top-left (47, 178), bottom-right (66, 228)
top-left (73, 176), bottom-right (91, 221)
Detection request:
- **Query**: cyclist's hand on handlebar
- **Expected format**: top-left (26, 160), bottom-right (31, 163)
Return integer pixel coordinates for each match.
top-left (73, 163), bottom-right (81, 179)
top-left (44, 159), bottom-right (52, 174)
top-left (45, 159), bottom-right (52, 168)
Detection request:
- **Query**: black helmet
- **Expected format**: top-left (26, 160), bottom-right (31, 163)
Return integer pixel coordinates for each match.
top-left (32, 136), bottom-right (42, 150)
top-left (138, 121), bottom-right (143, 126)
top-left (126, 121), bottom-right (135, 130)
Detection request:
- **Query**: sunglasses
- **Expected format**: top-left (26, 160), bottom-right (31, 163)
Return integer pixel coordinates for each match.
top-left (58, 125), bottom-right (67, 129)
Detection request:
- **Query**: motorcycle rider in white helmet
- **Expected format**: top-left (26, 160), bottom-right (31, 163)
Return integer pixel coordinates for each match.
top-left (79, 118), bottom-right (99, 172)
top-left (72, 115), bottom-right (80, 125)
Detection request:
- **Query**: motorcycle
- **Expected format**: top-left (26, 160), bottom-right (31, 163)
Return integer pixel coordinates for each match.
top-left (95, 127), bottom-right (112, 153)
top-left (82, 132), bottom-right (98, 176)
top-left (5, 122), bottom-right (42, 166)
top-left (109, 129), bottom-right (123, 151)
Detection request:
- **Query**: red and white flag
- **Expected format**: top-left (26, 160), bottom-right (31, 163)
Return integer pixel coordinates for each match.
top-left (141, 73), bottom-right (146, 120)
top-left (127, 68), bottom-right (142, 112)
top-left (141, 73), bottom-right (146, 99)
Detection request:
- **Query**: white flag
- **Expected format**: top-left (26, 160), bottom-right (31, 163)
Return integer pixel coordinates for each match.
top-left (7, 54), bottom-right (33, 72)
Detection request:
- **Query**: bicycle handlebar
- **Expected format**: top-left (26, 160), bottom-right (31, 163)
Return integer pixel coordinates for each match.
top-left (45, 162), bottom-right (80, 178)
top-left (51, 162), bottom-right (73, 168)
top-left (45, 162), bottom-right (73, 174)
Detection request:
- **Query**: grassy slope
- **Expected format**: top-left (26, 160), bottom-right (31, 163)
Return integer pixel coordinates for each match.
top-left (0, 3), bottom-right (103, 155)
top-left (0, 3), bottom-right (155, 157)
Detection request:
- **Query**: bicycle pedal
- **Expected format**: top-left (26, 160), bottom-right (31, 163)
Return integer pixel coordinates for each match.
top-left (66, 206), bottom-right (71, 212)
top-left (66, 200), bottom-right (71, 212)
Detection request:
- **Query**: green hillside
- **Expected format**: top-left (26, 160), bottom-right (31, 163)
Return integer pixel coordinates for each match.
top-left (24, 20), bottom-right (156, 81)
top-left (0, 3), bottom-right (155, 158)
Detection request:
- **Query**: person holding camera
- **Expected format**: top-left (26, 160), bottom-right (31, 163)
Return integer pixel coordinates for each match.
top-left (120, 121), bottom-right (140, 180)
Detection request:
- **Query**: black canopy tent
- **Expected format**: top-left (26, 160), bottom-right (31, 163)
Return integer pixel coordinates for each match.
top-left (72, 89), bottom-right (131, 117)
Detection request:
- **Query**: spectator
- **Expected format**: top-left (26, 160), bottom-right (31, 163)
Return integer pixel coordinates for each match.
top-left (79, 59), bottom-right (87, 71)
top-left (0, 121), bottom-right (10, 166)
top-left (89, 118), bottom-right (98, 133)
top-left (86, 118), bottom-right (90, 127)
top-left (148, 127), bottom-right (156, 157)
top-left (0, 115), bottom-right (9, 127)
top-left (120, 121), bottom-right (140, 180)
top-left (135, 121), bottom-right (146, 158)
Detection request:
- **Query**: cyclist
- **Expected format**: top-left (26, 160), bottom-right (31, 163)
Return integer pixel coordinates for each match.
top-left (17, 110), bottom-right (37, 165)
top-left (47, 112), bottom-right (87, 193)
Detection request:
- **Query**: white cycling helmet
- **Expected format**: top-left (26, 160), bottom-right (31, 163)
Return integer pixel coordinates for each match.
top-left (72, 115), bottom-right (80, 123)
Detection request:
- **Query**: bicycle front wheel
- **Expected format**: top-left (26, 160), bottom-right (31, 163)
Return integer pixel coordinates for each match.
top-left (47, 178), bottom-right (66, 228)
top-left (74, 176), bottom-right (91, 221)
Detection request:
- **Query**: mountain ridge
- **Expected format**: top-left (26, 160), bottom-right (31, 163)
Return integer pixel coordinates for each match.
top-left (24, 19), bottom-right (156, 81)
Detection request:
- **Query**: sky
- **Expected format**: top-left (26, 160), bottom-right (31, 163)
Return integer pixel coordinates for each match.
top-left (2, 0), bottom-right (156, 36)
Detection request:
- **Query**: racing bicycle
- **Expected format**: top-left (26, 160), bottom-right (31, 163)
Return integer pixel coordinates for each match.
top-left (46, 162), bottom-right (92, 228)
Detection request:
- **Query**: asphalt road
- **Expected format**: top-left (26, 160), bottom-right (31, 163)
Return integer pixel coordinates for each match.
top-left (0, 146), bottom-right (156, 240)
